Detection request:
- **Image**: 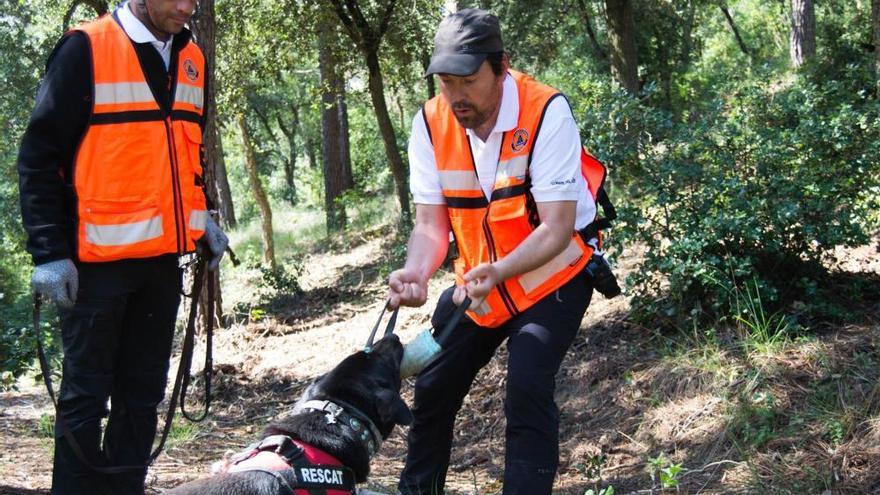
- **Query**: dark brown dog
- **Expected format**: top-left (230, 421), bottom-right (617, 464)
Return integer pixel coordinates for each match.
top-left (165, 334), bottom-right (412, 494)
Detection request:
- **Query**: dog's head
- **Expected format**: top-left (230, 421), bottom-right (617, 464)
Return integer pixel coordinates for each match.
top-left (296, 334), bottom-right (413, 437)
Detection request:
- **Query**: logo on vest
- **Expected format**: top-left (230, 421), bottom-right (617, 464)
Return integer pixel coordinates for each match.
top-left (511, 128), bottom-right (529, 152)
top-left (183, 59), bottom-right (199, 82)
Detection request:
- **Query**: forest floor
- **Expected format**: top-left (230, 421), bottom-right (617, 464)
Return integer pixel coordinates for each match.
top-left (1, 210), bottom-right (879, 495)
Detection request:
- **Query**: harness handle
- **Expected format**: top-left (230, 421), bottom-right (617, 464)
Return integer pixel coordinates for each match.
top-left (364, 300), bottom-right (399, 351)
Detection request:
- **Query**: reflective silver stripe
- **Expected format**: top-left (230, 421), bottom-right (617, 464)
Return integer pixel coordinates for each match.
top-left (85, 216), bottom-right (163, 246)
top-left (495, 156), bottom-right (528, 183)
top-left (471, 300), bottom-right (491, 316)
top-left (175, 83), bottom-right (203, 108)
top-left (189, 209), bottom-right (208, 231)
top-left (439, 170), bottom-right (481, 191)
top-left (94, 82), bottom-right (155, 105)
top-left (517, 239), bottom-right (584, 293)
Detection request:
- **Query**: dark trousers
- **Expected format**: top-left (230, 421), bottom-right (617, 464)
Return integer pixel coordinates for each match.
top-left (51, 256), bottom-right (182, 495)
top-left (398, 271), bottom-right (592, 495)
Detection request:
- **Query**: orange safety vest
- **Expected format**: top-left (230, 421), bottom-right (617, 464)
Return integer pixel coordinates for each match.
top-left (423, 70), bottom-right (608, 328)
top-left (72, 14), bottom-right (207, 263)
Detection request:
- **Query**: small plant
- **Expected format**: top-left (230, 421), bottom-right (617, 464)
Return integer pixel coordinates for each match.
top-left (37, 413), bottom-right (54, 438)
top-left (577, 452), bottom-right (615, 495)
top-left (648, 454), bottom-right (686, 492)
top-left (733, 279), bottom-right (791, 353)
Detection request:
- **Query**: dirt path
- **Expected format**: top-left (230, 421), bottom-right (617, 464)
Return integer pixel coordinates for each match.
top-left (2, 233), bottom-right (878, 494)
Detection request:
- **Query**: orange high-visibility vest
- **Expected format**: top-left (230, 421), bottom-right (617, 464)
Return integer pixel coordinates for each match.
top-left (72, 14), bottom-right (207, 262)
top-left (423, 70), bottom-right (607, 328)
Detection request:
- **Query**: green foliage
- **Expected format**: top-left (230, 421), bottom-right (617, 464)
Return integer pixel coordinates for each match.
top-left (258, 263), bottom-right (304, 296)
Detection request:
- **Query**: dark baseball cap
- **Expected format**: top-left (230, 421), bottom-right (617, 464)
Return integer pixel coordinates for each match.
top-left (425, 8), bottom-right (504, 77)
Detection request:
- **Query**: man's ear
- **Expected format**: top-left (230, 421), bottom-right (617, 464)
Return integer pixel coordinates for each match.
top-left (376, 389), bottom-right (413, 426)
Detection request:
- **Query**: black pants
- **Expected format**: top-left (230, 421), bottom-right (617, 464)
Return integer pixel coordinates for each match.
top-left (398, 271), bottom-right (592, 495)
top-left (51, 256), bottom-right (182, 495)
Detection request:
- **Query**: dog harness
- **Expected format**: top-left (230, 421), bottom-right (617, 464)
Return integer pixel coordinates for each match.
top-left (226, 400), bottom-right (384, 494)
top-left (227, 434), bottom-right (357, 494)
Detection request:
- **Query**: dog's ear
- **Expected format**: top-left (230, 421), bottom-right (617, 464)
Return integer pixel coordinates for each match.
top-left (376, 388), bottom-right (413, 426)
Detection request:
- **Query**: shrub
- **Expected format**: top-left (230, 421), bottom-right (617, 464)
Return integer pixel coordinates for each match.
top-left (576, 75), bottom-right (880, 327)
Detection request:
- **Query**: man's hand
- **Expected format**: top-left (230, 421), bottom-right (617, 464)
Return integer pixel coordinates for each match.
top-left (452, 262), bottom-right (502, 310)
top-left (201, 217), bottom-right (229, 271)
top-left (388, 268), bottom-right (429, 309)
top-left (31, 259), bottom-right (78, 309)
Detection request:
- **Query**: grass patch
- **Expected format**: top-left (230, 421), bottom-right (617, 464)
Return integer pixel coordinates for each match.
top-left (165, 417), bottom-right (200, 449)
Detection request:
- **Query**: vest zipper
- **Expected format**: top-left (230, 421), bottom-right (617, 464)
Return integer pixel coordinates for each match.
top-left (164, 117), bottom-right (185, 254)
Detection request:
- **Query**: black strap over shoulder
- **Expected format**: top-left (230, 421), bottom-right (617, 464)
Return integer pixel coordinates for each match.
top-left (579, 187), bottom-right (617, 243)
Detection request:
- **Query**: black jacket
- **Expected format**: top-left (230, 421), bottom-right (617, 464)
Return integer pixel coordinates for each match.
top-left (17, 12), bottom-right (207, 265)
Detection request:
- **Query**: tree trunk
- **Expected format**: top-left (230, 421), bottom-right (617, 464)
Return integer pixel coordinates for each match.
top-left (874, 0), bottom-right (880, 97)
top-left (237, 114), bottom-right (276, 270)
top-left (191, 0), bottom-right (226, 329)
top-left (720, 6), bottom-right (751, 57)
top-left (421, 50), bottom-right (435, 100)
top-left (604, 0), bottom-right (639, 95)
top-left (213, 132), bottom-right (237, 228)
top-left (319, 20), bottom-right (348, 231)
top-left (680, 0), bottom-right (696, 70)
top-left (338, 90), bottom-right (354, 191)
top-left (365, 50), bottom-right (411, 224)
top-left (306, 135), bottom-right (318, 170)
top-left (789, 0), bottom-right (816, 68)
top-left (277, 109), bottom-right (299, 205)
top-left (443, 0), bottom-right (458, 14)
top-left (331, 0), bottom-right (411, 224)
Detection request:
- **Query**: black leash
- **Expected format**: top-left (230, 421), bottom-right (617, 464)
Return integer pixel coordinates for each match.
top-left (180, 262), bottom-right (214, 422)
top-left (364, 301), bottom-right (399, 351)
top-left (434, 295), bottom-right (471, 346)
top-left (33, 255), bottom-right (214, 473)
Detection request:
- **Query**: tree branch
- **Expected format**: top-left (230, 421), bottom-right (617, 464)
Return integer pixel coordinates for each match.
top-left (377, 0), bottom-right (398, 38)
top-left (576, 0), bottom-right (608, 60)
top-left (343, 0), bottom-right (377, 50)
top-left (63, 0), bottom-right (108, 31)
top-left (329, 0), bottom-right (361, 46)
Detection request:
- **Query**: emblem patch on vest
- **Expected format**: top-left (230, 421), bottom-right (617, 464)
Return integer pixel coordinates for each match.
top-left (183, 59), bottom-right (199, 82)
top-left (511, 128), bottom-right (529, 152)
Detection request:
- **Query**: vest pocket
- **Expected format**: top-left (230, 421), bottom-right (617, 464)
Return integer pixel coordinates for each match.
top-left (180, 122), bottom-right (204, 177)
top-left (80, 199), bottom-right (163, 249)
top-left (487, 197), bottom-right (528, 255)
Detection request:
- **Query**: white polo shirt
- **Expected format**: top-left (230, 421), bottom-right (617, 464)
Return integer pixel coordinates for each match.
top-left (117, 1), bottom-right (174, 69)
top-left (408, 73), bottom-right (597, 230)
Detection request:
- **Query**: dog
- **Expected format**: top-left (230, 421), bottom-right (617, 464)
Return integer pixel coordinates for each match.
top-left (166, 334), bottom-right (412, 494)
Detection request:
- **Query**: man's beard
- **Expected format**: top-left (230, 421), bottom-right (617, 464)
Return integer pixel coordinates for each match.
top-left (452, 102), bottom-right (490, 129)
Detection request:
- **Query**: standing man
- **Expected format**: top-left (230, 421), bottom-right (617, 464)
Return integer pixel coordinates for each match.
top-left (388, 8), bottom-right (610, 495)
top-left (18, 1), bottom-right (227, 493)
